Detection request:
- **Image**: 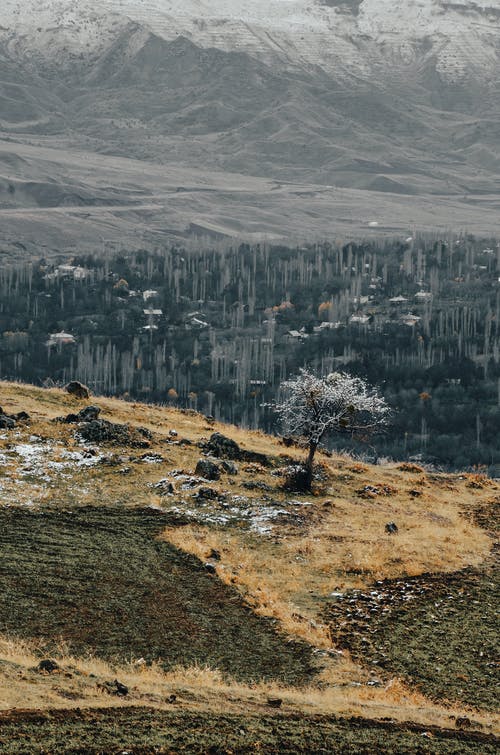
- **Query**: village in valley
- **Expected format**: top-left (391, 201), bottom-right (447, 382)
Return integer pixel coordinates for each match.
top-left (1, 234), bottom-right (500, 471)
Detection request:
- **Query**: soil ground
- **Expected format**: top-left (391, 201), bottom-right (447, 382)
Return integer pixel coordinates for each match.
top-left (0, 707), bottom-right (497, 755)
top-left (0, 507), bottom-right (313, 684)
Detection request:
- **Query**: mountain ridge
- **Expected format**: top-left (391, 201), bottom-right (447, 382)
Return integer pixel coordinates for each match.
top-left (0, 1), bottom-right (499, 252)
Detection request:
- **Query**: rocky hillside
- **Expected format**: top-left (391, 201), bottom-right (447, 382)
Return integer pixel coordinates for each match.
top-left (0, 380), bottom-right (497, 752)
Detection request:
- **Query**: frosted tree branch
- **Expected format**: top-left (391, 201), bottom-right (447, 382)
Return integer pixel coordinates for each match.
top-left (275, 369), bottom-right (390, 448)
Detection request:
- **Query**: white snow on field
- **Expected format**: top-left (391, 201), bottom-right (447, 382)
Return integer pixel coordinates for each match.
top-left (0, 439), bottom-right (105, 507)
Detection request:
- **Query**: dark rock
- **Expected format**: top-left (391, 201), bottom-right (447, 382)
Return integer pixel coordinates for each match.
top-left (14, 411), bottom-right (30, 422)
top-left (204, 432), bottom-right (270, 466)
top-left (267, 697), bottom-right (283, 708)
top-left (99, 679), bottom-right (129, 696)
top-left (195, 458), bottom-right (221, 481)
top-left (204, 562), bottom-right (217, 575)
top-left (385, 522), bottom-right (398, 534)
top-left (241, 449), bottom-right (270, 466)
top-left (169, 429), bottom-right (178, 437)
top-left (220, 460), bottom-right (238, 475)
top-left (409, 489), bottom-right (422, 498)
top-left (281, 464), bottom-right (311, 492)
top-left (242, 481), bottom-right (273, 492)
top-left (38, 659), bottom-right (60, 674)
top-left (0, 415), bottom-right (15, 429)
top-left (455, 717), bottom-right (472, 729)
top-left (166, 693), bottom-right (177, 704)
top-left (65, 381), bottom-right (91, 399)
top-left (153, 479), bottom-right (175, 496)
top-left (196, 487), bottom-right (219, 500)
top-left (205, 432), bottom-right (241, 460)
top-left (78, 419), bottom-right (151, 448)
top-left (208, 548), bottom-right (221, 561)
top-left (77, 405), bottom-right (101, 422)
top-left (63, 413), bottom-right (79, 424)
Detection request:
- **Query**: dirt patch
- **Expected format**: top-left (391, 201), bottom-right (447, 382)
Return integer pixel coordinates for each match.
top-left (0, 707), bottom-right (497, 754)
top-left (0, 507), bottom-right (314, 685)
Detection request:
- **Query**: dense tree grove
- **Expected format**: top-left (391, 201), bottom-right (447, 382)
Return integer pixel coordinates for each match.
top-left (1, 233), bottom-right (500, 472)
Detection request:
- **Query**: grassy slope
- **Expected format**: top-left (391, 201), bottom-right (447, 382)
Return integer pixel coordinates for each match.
top-left (0, 381), bottom-right (498, 751)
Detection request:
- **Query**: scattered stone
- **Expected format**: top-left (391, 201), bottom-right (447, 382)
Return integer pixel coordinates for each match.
top-left (242, 481), bottom-right (273, 492)
top-left (220, 460), bottom-right (238, 475)
top-left (267, 697), bottom-right (283, 708)
top-left (204, 562), bottom-right (217, 574)
top-left (65, 381), bottom-right (91, 399)
top-left (38, 659), bottom-right (60, 674)
top-left (195, 458), bottom-right (221, 481)
top-left (99, 679), bottom-right (129, 696)
top-left (0, 415), bottom-right (15, 429)
top-left (166, 693), bottom-right (177, 704)
top-left (357, 484), bottom-right (398, 499)
top-left (169, 430), bottom-right (178, 437)
top-left (152, 479), bottom-right (175, 496)
top-left (203, 432), bottom-right (270, 466)
top-left (409, 489), bottom-right (422, 498)
top-left (385, 522), bottom-right (398, 534)
top-left (204, 432), bottom-right (241, 460)
top-left (208, 548), bottom-right (221, 561)
top-left (78, 419), bottom-right (152, 448)
top-left (195, 487), bottom-right (219, 500)
top-left (455, 717), bottom-right (472, 729)
top-left (77, 405), bottom-right (101, 422)
top-left (137, 453), bottom-right (164, 464)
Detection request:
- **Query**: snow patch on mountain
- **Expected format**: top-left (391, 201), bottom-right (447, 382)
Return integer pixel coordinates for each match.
top-left (1, 0), bottom-right (498, 82)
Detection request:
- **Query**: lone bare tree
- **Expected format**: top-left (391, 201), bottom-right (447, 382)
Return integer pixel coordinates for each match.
top-left (275, 369), bottom-right (389, 489)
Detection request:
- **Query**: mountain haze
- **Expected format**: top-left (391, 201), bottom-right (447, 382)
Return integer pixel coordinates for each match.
top-left (0, 0), bottom-right (500, 253)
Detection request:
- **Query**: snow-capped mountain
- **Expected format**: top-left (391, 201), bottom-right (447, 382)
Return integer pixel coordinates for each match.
top-left (0, 1), bottom-right (499, 250)
top-left (1, 0), bottom-right (499, 83)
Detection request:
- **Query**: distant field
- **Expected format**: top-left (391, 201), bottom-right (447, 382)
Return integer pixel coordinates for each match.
top-left (2, 140), bottom-right (500, 258)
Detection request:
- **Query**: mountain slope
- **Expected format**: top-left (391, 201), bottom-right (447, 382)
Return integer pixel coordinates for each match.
top-left (0, 379), bottom-right (497, 750)
top-left (0, 1), bottom-right (499, 250)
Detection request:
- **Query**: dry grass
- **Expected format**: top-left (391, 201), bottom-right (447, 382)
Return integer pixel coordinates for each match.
top-left (0, 635), bottom-right (497, 734)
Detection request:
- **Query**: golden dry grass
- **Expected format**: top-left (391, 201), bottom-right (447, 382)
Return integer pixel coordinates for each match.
top-left (0, 635), bottom-right (497, 734)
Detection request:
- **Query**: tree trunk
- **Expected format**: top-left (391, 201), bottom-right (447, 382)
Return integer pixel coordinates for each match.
top-left (305, 440), bottom-right (318, 490)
